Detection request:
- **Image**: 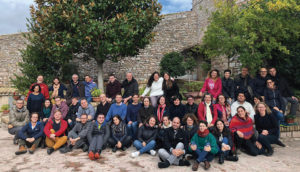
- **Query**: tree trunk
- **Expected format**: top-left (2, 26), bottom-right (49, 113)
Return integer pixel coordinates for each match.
top-left (97, 62), bottom-right (104, 91)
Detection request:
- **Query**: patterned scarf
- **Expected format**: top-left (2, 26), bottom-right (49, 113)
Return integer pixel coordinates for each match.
top-left (157, 104), bottom-right (166, 123)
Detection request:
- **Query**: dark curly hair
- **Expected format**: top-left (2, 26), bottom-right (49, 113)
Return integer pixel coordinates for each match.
top-left (147, 71), bottom-right (160, 87)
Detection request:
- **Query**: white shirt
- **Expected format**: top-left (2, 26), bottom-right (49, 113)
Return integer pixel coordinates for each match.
top-left (231, 101), bottom-right (255, 121)
top-left (142, 77), bottom-right (164, 97)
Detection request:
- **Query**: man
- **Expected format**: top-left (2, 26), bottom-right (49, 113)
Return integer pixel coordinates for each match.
top-left (253, 67), bottom-right (269, 98)
top-left (26, 75), bottom-right (50, 100)
top-left (8, 99), bottom-right (30, 144)
top-left (185, 96), bottom-right (198, 116)
top-left (234, 67), bottom-right (254, 102)
top-left (88, 114), bottom-right (110, 160)
top-left (66, 97), bottom-right (80, 129)
top-left (105, 94), bottom-right (127, 123)
top-left (158, 117), bottom-right (190, 168)
top-left (269, 67), bottom-right (299, 116)
top-left (122, 72), bottom-right (139, 104)
top-left (84, 75), bottom-right (98, 103)
top-left (231, 92), bottom-right (255, 121)
top-left (60, 114), bottom-right (91, 153)
top-left (222, 69), bottom-right (235, 104)
top-left (94, 94), bottom-right (111, 121)
top-left (106, 74), bottom-right (122, 103)
top-left (44, 110), bottom-right (68, 155)
top-left (76, 98), bottom-right (95, 121)
top-left (66, 74), bottom-right (85, 105)
top-left (126, 94), bottom-right (142, 140)
top-left (49, 96), bottom-right (69, 120)
top-left (15, 112), bottom-right (44, 155)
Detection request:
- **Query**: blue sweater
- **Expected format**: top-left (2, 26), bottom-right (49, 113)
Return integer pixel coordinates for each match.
top-left (18, 122), bottom-right (44, 140)
top-left (105, 103), bottom-right (127, 123)
top-left (126, 103), bottom-right (142, 123)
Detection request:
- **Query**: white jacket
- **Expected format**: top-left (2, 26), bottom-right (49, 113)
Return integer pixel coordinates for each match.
top-left (142, 77), bottom-right (164, 97)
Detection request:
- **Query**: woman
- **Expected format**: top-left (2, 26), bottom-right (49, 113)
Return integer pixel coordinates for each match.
top-left (229, 106), bottom-right (264, 156)
top-left (49, 77), bottom-right (67, 99)
top-left (131, 116), bottom-right (158, 158)
top-left (27, 84), bottom-right (45, 114)
top-left (182, 113), bottom-right (198, 152)
top-left (141, 72), bottom-right (164, 107)
top-left (199, 69), bottom-right (222, 102)
top-left (40, 99), bottom-right (52, 124)
top-left (156, 116), bottom-right (172, 149)
top-left (162, 72), bottom-right (180, 106)
top-left (197, 93), bottom-right (218, 128)
top-left (189, 120), bottom-right (218, 171)
top-left (214, 94), bottom-right (231, 126)
top-left (255, 102), bottom-right (284, 156)
top-left (137, 97), bottom-right (155, 127)
top-left (169, 96), bottom-right (186, 121)
top-left (108, 115), bottom-right (132, 152)
top-left (253, 95), bottom-right (263, 108)
top-left (155, 96), bottom-right (169, 125)
top-left (212, 119), bottom-right (238, 164)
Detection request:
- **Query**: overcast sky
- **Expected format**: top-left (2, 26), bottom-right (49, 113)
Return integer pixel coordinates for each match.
top-left (0, 0), bottom-right (192, 35)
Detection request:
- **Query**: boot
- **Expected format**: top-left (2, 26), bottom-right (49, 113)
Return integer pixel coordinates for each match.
top-left (94, 150), bottom-right (101, 159)
top-left (88, 151), bottom-right (95, 160)
top-left (28, 144), bottom-right (36, 154)
top-left (15, 145), bottom-right (27, 155)
top-left (158, 160), bottom-right (170, 168)
top-left (204, 161), bottom-right (210, 170)
top-left (179, 159), bottom-right (190, 166)
top-left (192, 161), bottom-right (199, 171)
top-left (219, 152), bottom-right (225, 164)
top-left (225, 155), bottom-right (238, 161)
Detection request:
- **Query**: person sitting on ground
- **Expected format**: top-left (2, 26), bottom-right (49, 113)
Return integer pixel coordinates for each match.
top-left (94, 94), bottom-right (111, 120)
top-left (44, 110), bottom-right (68, 155)
top-left (215, 94), bottom-right (231, 126)
top-left (26, 75), bottom-right (49, 100)
top-left (84, 75), bottom-right (98, 103)
top-left (156, 116), bottom-right (172, 149)
top-left (49, 77), bottom-right (67, 99)
top-left (231, 92), bottom-right (255, 121)
top-left (157, 117), bottom-right (190, 169)
top-left (27, 84), bottom-right (45, 114)
top-left (66, 74), bottom-right (85, 105)
top-left (49, 96), bottom-right (69, 120)
top-left (234, 67), bottom-right (254, 102)
top-left (122, 72), bottom-right (139, 104)
top-left (255, 102), bottom-right (285, 156)
top-left (162, 72), bottom-right (181, 106)
top-left (60, 114), bottom-right (91, 153)
top-left (8, 99), bottom-right (30, 145)
top-left (199, 69), bottom-right (222, 103)
top-left (108, 115), bottom-right (132, 152)
top-left (88, 114), bottom-right (110, 160)
top-left (41, 99), bottom-right (52, 124)
top-left (155, 96), bottom-right (169, 126)
top-left (185, 96), bottom-right (198, 116)
top-left (137, 97), bottom-right (155, 127)
top-left (106, 74), bottom-right (122, 103)
top-left (131, 116), bottom-right (158, 158)
top-left (229, 106), bottom-right (264, 156)
top-left (222, 69), bottom-right (235, 104)
top-left (212, 119), bottom-right (238, 164)
top-left (66, 97), bottom-right (80, 129)
top-left (182, 113), bottom-right (198, 154)
top-left (126, 94), bottom-right (142, 140)
top-left (169, 96), bottom-right (186, 121)
top-left (197, 93), bottom-right (218, 128)
top-left (76, 98), bottom-right (95, 121)
top-left (190, 120), bottom-right (218, 171)
top-left (105, 94), bottom-right (127, 123)
top-left (15, 112), bottom-right (44, 155)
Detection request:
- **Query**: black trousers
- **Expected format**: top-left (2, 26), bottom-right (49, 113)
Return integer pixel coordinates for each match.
top-left (257, 134), bottom-right (278, 152)
top-left (108, 136), bottom-right (132, 148)
top-left (234, 133), bottom-right (262, 156)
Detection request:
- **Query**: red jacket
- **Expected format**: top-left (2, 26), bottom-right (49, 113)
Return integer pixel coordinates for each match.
top-left (26, 83), bottom-right (50, 100)
top-left (200, 78), bottom-right (222, 98)
top-left (44, 119), bottom-right (68, 138)
top-left (197, 102), bottom-right (218, 125)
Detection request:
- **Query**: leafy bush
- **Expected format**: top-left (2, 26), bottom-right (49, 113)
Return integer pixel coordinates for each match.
top-left (91, 88), bottom-right (102, 97)
top-left (1, 104), bottom-right (10, 111)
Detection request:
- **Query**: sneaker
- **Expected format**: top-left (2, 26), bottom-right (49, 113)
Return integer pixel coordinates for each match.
top-left (88, 151), bottom-right (95, 160)
top-left (276, 140), bottom-right (286, 147)
top-left (158, 161), bottom-right (170, 168)
top-left (82, 144), bottom-right (89, 152)
top-left (121, 147), bottom-right (127, 151)
top-left (131, 151), bottom-right (140, 158)
top-left (225, 155), bottom-right (238, 161)
top-left (60, 145), bottom-right (72, 154)
top-left (47, 148), bottom-right (55, 155)
top-left (150, 150), bottom-right (156, 156)
top-left (112, 147), bottom-right (117, 153)
top-left (94, 152), bottom-right (100, 159)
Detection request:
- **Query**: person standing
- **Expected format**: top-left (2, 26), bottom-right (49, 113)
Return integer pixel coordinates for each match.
top-left (122, 72), bottom-right (139, 104)
top-left (66, 74), bottom-right (85, 105)
top-left (26, 75), bottom-right (49, 100)
top-left (106, 74), bottom-right (122, 103)
top-left (222, 69), bottom-right (235, 104)
top-left (27, 84), bottom-right (45, 114)
top-left (199, 69), bottom-right (222, 103)
top-left (49, 77), bottom-right (67, 99)
top-left (141, 72), bottom-right (164, 108)
top-left (84, 75), bottom-right (98, 103)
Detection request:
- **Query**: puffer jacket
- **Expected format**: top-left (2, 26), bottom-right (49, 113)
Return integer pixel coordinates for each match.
top-left (9, 107), bottom-right (30, 127)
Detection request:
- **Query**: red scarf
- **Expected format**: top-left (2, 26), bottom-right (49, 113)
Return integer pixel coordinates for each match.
top-left (157, 104), bottom-right (166, 123)
top-left (197, 129), bottom-right (209, 137)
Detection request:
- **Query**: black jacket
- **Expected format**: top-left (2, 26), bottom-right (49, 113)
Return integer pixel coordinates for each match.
top-left (234, 74), bottom-right (254, 99)
top-left (122, 78), bottom-right (139, 98)
top-left (66, 81), bottom-right (85, 100)
top-left (66, 103), bottom-right (80, 121)
top-left (222, 77), bottom-right (235, 99)
top-left (264, 88), bottom-right (285, 110)
top-left (185, 103), bottom-right (198, 116)
top-left (137, 125), bottom-right (158, 144)
top-left (212, 126), bottom-right (233, 148)
top-left (270, 74), bottom-right (294, 97)
top-left (137, 105), bottom-right (155, 124)
top-left (163, 127), bottom-right (187, 151)
top-left (95, 102), bottom-right (111, 120)
top-left (169, 104), bottom-right (187, 121)
top-left (163, 80), bottom-right (181, 104)
top-left (254, 113), bottom-right (278, 136)
top-left (253, 75), bottom-right (269, 97)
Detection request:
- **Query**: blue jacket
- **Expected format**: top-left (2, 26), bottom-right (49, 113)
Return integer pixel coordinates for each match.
top-left (264, 88), bottom-right (285, 110)
top-left (105, 103), bottom-right (127, 123)
top-left (84, 80), bottom-right (97, 98)
top-left (18, 122), bottom-right (44, 140)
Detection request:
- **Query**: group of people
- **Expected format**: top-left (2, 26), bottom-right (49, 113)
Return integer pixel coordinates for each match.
top-left (7, 66), bottom-right (298, 171)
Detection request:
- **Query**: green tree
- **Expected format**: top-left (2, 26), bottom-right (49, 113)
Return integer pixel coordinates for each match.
top-left (12, 0), bottom-right (162, 91)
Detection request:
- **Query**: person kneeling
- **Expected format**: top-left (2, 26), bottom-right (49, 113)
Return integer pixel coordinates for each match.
top-left (44, 110), bottom-right (68, 155)
top-left (88, 114), bottom-right (110, 160)
top-left (131, 116), bottom-right (158, 158)
top-left (16, 112), bottom-right (44, 155)
top-left (108, 115), bottom-right (132, 152)
top-left (157, 117), bottom-right (190, 168)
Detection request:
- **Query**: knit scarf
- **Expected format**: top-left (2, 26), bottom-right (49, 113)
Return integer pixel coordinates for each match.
top-left (197, 129), bottom-right (209, 137)
top-left (157, 104), bottom-right (166, 123)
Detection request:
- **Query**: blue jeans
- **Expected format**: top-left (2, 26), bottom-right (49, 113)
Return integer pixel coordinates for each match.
top-left (195, 149), bottom-right (215, 163)
top-left (273, 109), bottom-right (284, 138)
top-left (127, 122), bottom-right (138, 140)
top-left (217, 137), bottom-right (230, 156)
top-left (133, 140), bottom-right (156, 154)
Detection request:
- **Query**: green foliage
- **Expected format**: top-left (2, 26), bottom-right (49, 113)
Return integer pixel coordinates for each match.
top-left (1, 104), bottom-right (10, 111)
top-left (160, 52), bottom-right (196, 78)
top-left (182, 81), bottom-right (204, 92)
top-left (91, 88), bottom-right (102, 97)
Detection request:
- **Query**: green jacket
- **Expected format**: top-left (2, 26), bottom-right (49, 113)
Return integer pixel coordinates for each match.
top-left (9, 107), bottom-right (29, 127)
top-left (189, 133), bottom-right (218, 154)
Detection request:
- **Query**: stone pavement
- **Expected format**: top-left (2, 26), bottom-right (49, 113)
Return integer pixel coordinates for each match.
top-left (0, 127), bottom-right (300, 172)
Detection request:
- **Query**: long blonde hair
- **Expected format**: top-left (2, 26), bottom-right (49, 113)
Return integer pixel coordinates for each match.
top-left (255, 102), bottom-right (272, 115)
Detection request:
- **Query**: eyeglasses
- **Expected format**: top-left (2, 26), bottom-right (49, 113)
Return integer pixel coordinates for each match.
top-left (260, 71), bottom-right (267, 73)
